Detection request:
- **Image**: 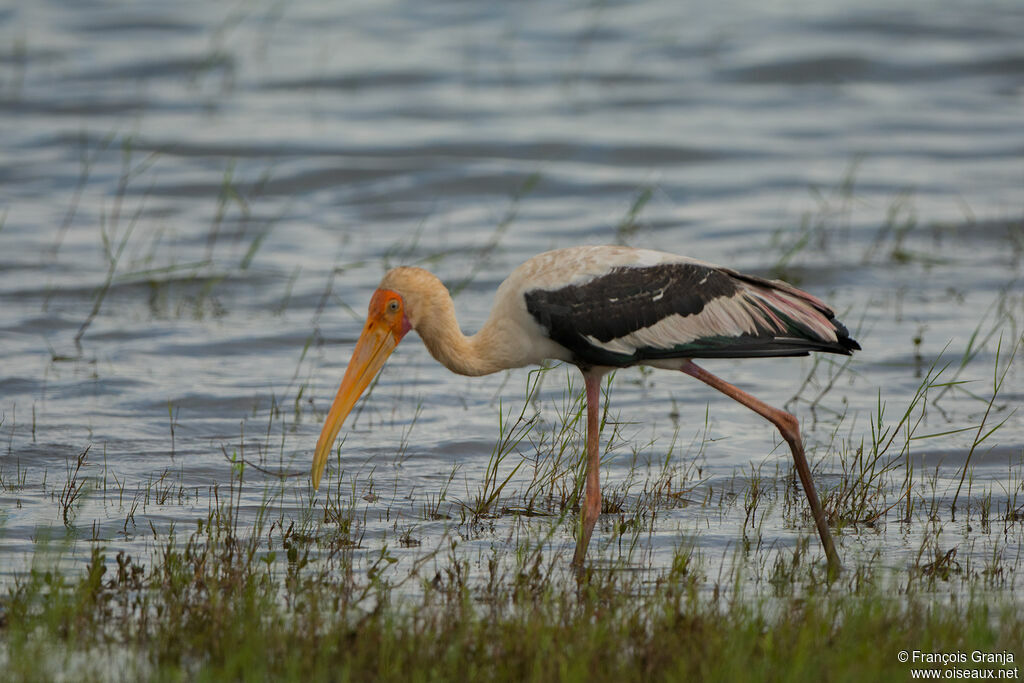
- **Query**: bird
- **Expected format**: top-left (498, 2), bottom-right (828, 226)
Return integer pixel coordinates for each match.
top-left (312, 245), bottom-right (859, 573)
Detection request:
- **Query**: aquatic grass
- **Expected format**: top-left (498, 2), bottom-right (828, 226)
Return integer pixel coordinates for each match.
top-left (815, 336), bottom-right (1014, 530)
top-left (51, 130), bottom-right (116, 257)
top-left (786, 348), bottom-right (859, 419)
top-left (0, 426), bottom-right (28, 493)
top-left (3, 507), bottom-right (1023, 682)
top-left (4, 361), bottom-right (1024, 680)
top-left (72, 169), bottom-right (148, 351)
top-left (863, 188), bottom-right (918, 265)
top-left (392, 401), bottom-right (424, 468)
top-left (766, 164), bottom-right (1018, 282)
top-left (768, 158), bottom-right (862, 281)
top-left (421, 465), bottom-right (459, 522)
top-left (951, 336), bottom-right (1020, 515)
top-left (614, 185), bottom-right (654, 246)
top-left (464, 397), bottom-right (536, 518)
top-left (448, 172), bottom-right (541, 297)
top-left (58, 446), bottom-right (92, 527)
top-left (40, 132), bottom-right (294, 330)
top-left (933, 296), bottom-right (1016, 407)
top-left (520, 368), bottom-right (590, 514)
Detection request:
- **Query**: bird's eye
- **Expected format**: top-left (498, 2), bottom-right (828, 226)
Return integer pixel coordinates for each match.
top-left (387, 299), bottom-right (400, 313)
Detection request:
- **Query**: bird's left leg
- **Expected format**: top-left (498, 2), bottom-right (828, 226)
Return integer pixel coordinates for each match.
top-left (572, 372), bottom-right (604, 567)
top-left (679, 361), bottom-right (841, 576)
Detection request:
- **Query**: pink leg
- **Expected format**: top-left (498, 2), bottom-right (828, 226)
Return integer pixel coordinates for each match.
top-left (680, 361), bottom-right (841, 575)
top-left (572, 372), bottom-right (604, 567)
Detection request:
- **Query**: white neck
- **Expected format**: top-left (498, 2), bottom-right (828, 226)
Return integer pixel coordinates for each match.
top-left (415, 298), bottom-right (509, 377)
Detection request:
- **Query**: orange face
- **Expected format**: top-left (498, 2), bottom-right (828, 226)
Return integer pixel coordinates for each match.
top-left (311, 289), bottom-right (410, 489)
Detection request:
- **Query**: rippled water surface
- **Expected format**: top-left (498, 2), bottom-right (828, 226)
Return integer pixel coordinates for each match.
top-left (1, 0), bottom-right (1022, 585)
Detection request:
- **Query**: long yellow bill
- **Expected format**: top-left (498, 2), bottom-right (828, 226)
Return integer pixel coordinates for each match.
top-left (312, 289), bottom-right (409, 490)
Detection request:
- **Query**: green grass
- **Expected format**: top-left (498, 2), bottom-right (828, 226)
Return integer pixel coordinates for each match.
top-left (2, 528), bottom-right (1022, 682)
top-left (3, 344), bottom-right (1023, 680)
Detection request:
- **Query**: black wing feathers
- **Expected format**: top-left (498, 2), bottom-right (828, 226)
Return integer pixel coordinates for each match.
top-left (526, 263), bottom-right (739, 343)
top-left (524, 262), bottom-right (859, 367)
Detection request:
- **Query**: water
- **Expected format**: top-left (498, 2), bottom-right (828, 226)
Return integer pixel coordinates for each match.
top-left (1, 0), bottom-right (1021, 585)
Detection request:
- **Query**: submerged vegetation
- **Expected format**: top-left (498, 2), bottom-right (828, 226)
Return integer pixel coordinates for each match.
top-left (3, 521), bottom-right (1023, 681)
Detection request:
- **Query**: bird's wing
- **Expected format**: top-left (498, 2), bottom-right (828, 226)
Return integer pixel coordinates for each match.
top-left (524, 261), bottom-right (858, 367)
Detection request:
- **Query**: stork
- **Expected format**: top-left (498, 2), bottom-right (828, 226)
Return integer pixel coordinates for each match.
top-left (312, 245), bottom-right (859, 573)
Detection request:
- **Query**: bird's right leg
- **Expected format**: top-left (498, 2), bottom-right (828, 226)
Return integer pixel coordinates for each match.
top-left (679, 360), bottom-right (841, 577)
top-left (573, 373), bottom-right (603, 567)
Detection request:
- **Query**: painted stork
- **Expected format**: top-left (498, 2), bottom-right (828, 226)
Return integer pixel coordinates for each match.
top-left (312, 245), bottom-right (859, 573)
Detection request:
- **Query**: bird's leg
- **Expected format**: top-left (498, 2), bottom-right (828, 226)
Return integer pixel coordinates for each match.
top-left (573, 373), bottom-right (604, 567)
top-left (679, 361), bottom-right (841, 576)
